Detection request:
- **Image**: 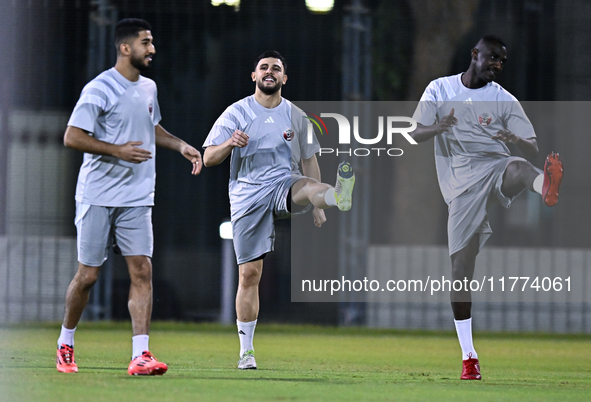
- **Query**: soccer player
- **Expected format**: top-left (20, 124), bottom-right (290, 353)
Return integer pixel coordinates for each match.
top-left (56, 18), bottom-right (202, 375)
top-left (410, 34), bottom-right (563, 380)
top-left (203, 50), bottom-right (355, 369)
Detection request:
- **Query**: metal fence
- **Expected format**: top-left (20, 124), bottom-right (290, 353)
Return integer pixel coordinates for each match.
top-left (366, 246), bottom-right (591, 333)
top-left (0, 110), bottom-right (77, 322)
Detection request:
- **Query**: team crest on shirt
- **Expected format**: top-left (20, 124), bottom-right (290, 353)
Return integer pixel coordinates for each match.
top-left (283, 129), bottom-right (294, 141)
top-left (478, 113), bottom-right (492, 127)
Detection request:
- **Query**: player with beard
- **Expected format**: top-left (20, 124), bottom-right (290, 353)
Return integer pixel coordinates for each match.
top-left (203, 50), bottom-right (356, 369)
top-left (55, 18), bottom-right (202, 376)
top-left (411, 34), bottom-right (563, 380)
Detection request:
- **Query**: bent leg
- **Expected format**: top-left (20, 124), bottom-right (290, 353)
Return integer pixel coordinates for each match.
top-left (501, 160), bottom-right (540, 198)
top-left (126, 255), bottom-right (153, 336)
top-left (62, 262), bottom-right (101, 329)
top-left (236, 259), bottom-right (264, 322)
top-left (291, 161), bottom-right (355, 212)
top-left (450, 235), bottom-right (480, 320)
top-left (291, 177), bottom-right (333, 209)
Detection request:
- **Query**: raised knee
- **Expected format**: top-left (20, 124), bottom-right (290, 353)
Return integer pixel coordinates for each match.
top-left (505, 161), bottom-right (523, 178)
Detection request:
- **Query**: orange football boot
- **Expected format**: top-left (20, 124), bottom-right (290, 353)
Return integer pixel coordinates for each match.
top-left (128, 351), bottom-right (168, 376)
top-left (56, 344), bottom-right (78, 373)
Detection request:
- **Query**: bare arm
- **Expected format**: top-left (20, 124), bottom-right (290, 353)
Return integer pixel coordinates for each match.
top-left (155, 124), bottom-right (202, 175)
top-left (63, 125), bottom-right (152, 163)
top-left (203, 130), bottom-right (249, 167)
top-left (301, 154), bottom-right (327, 227)
top-left (491, 129), bottom-right (539, 159)
top-left (301, 153), bottom-right (321, 181)
top-left (410, 108), bottom-right (458, 143)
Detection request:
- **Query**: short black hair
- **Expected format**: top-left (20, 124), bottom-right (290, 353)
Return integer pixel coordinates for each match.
top-left (478, 34), bottom-right (507, 48)
top-left (253, 50), bottom-right (287, 72)
top-left (114, 18), bottom-right (152, 50)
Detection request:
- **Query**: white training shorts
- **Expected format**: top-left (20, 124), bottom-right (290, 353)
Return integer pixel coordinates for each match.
top-left (232, 174), bottom-right (310, 265)
top-left (447, 156), bottom-right (528, 256)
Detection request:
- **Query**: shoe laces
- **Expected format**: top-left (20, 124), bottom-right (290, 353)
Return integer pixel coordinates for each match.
top-left (59, 345), bottom-right (74, 364)
top-left (463, 357), bottom-right (479, 375)
top-left (140, 351), bottom-right (157, 362)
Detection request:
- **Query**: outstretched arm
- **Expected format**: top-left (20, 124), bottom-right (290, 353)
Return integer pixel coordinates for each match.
top-left (411, 108), bottom-right (458, 143)
top-left (301, 154), bottom-right (327, 227)
top-left (155, 124), bottom-right (202, 175)
top-left (491, 129), bottom-right (539, 159)
top-left (64, 125), bottom-right (152, 163)
top-left (203, 129), bottom-right (249, 167)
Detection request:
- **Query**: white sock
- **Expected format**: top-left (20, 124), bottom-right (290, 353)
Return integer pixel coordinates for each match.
top-left (324, 189), bottom-right (337, 207)
top-left (237, 319), bottom-right (257, 356)
top-left (533, 173), bottom-right (544, 195)
top-left (454, 318), bottom-right (478, 360)
top-left (132, 335), bottom-right (149, 359)
top-left (57, 325), bottom-right (76, 348)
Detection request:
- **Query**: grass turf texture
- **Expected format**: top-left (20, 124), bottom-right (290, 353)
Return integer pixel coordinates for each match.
top-left (1, 323), bottom-right (590, 401)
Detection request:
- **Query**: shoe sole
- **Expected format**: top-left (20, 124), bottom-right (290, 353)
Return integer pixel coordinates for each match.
top-left (149, 365), bottom-right (168, 375)
top-left (130, 369), bottom-right (167, 376)
top-left (543, 153), bottom-right (563, 207)
top-left (57, 366), bottom-right (78, 373)
top-left (336, 162), bottom-right (355, 212)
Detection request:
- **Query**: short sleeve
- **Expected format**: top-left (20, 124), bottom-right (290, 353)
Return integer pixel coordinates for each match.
top-left (504, 100), bottom-right (536, 139)
top-left (412, 80), bottom-right (439, 126)
top-left (292, 106), bottom-right (320, 160)
top-left (152, 87), bottom-right (162, 126)
top-left (67, 85), bottom-right (108, 133)
top-left (203, 106), bottom-right (240, 148)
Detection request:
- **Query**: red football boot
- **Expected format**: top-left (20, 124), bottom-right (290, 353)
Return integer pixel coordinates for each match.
top-left (56, 344), bottom-right (78, 373)
top-left (128, 351), bottom-right (168, 376)
top-left (461, 354), bottom-right (481, 380)
top-left (542, 152), bottom-right (563, 207)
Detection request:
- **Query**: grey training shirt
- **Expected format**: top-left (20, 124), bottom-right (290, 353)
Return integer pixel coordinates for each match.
top-left (203, 95), bottom-right (320, 219)
top-left (412, 73), bottom-right (536, 204)
top-left (68, 67), bottom-right (162, 207)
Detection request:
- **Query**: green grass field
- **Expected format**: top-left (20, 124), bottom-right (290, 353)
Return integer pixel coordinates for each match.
top-left (1, 322), bottom-right (590, 401)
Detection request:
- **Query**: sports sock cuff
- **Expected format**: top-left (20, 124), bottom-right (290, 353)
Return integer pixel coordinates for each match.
top-left (454, 318), bottom-right (477, 360)
top-left (237, 319), bottom-right (257, 356)
top-left (132, 334), bottom-right (150, 359)
top-left (58, 325), bottom-right (77, 347)
top-left (533, 173), bottom-right (544, 195)
top-left (237, 319), bottom-right (257, 328)
top-left (324, 189), bottom-right (337, 207)
top-left (454, 318), bottom-right (472, 325)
